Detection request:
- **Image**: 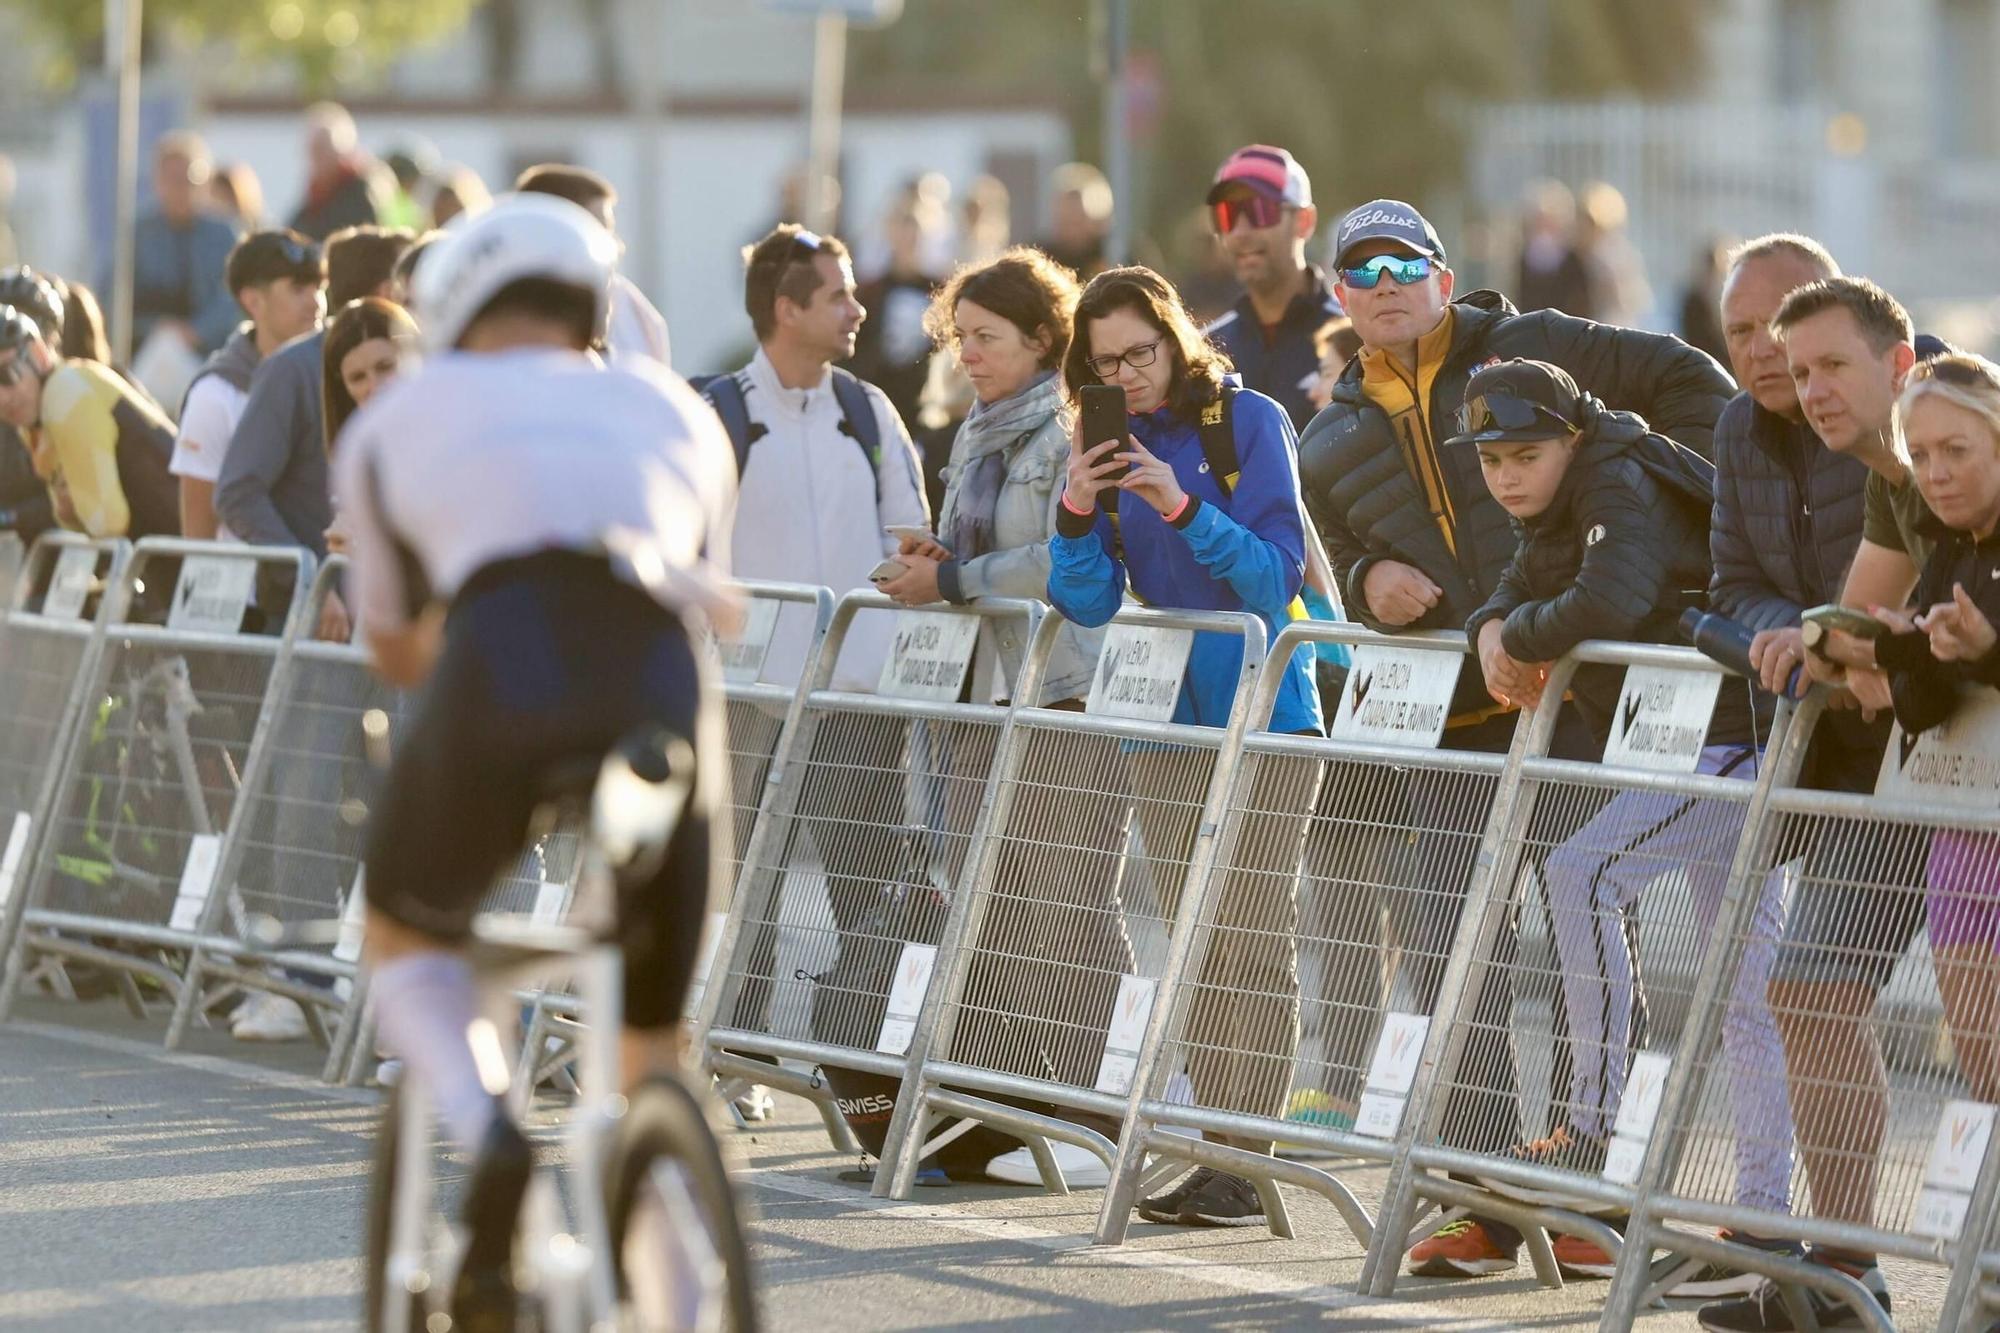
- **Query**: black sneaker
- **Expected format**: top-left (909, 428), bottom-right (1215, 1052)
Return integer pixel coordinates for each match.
top-left (1695, 1260), bottom-right (1890, 1331)
top-left (1670, 1229), bottom-right (1807, 1300)
top-left (452, 1116), bottom-right (533, 1333)
top-left (1473, 1125), bottom-right (1613, 1209)
top-left (1137, 1167), bottom-right (1215, 1223)
top-left (1174, 1170), bottom-right (1268, 1227)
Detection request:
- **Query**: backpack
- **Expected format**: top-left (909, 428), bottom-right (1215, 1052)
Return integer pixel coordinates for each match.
top-left (690, 366), bottom-right (882, 497)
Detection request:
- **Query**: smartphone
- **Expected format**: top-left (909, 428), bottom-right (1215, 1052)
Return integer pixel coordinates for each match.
top-left (1802, 603), bottom-right (1889, 640)
top-left (868, 558), bottom-right (908, 585)
top-left (1078, 383), bottom-right (1130, 476)
top-left (885, 524), bottom-right (936, 547)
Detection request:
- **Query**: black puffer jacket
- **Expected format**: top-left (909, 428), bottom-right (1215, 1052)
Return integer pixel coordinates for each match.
top-left (1297, 289), bottom-right (1734, 712)
top-left (1878, 523), bottom-right (2000, 736)
top-left (1467, 409), bottom-right (1752, 746)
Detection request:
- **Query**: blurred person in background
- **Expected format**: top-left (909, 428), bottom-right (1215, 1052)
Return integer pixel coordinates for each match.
top-left (1199, 145), bottom-right (1340, 433)
top-left (1038, 162), bottom-right (1114, 280)
top-left (289, 103), bottom-right (388, 241)
top-left (909, 340), bottom-right (973, 516)
top-left (171, 229), bottom-right (324, 542)
top-left (847, 177), bottom-right (949, 433)
top-left (389, 231), bottom-right (445, 307)
top-left (380, 142), bottom-right (439, 232)
top-left (1514, 179), bottom-right (1589, 317)
top-left (0, 268), bottom-right (66, 542)
top-left (957, 173), bottom-right (1012, 266)
top-left (321, 297), bottom-right (417, 557)
top-left (207, 162), bottom-right (267, 231)
top-left (58, 281), bottom-right (114, 366)
top-left (515, 164), bottom-right (670, 366)
top-left (1164, 205), bottom-right (1239, 325)
top-left (218, 226), bottom-right (413, 643)
top-left (1678, 236), bottom-right (1734, 365)
top-left (1306, 315), bottom-right (1360, 414)
top-left (429, 166), bottom-right (491, 229)
top-left (1053, 264), bottom-right (1323, 1227)
top-left (120, 131), bottom-right (241, 366)
top-left (1573, 181), bottom-right (1651, 327)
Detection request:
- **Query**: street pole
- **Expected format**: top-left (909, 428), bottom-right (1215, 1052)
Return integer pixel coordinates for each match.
top-left (1099, 0), bottom-right (1132, 265)
top-left (630, 0), bottom-right (670, 321)
top-left (804, 9), bottom-right (847, 235)
top-left (108, 0), bottom-right (143, 367)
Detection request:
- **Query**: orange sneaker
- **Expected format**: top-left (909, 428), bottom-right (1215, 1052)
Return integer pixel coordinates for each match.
top-left (1553, 1230), bottom-right (1617, 1280)
top-left (1406, 1218), bottom-right (1520, 1277)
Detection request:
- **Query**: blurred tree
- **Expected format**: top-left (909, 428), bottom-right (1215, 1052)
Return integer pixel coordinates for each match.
top-left (9, 0), bottom-right (483, 91)
top-left (849, 0), bottom-right (1713, 254)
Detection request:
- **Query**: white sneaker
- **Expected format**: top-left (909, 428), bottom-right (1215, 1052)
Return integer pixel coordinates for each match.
top-left (985, 1140), bottom-right (1110, 1188)
top-left (230, 991), bottom-right (310, 1042)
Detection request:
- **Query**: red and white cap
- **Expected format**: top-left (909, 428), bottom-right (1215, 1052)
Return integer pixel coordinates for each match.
top-left (1205, 145), bottom-right (1312, 209)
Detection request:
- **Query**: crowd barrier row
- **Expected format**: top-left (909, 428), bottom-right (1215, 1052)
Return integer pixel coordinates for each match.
top-left (0, 534), bottom-right (1993, 1330)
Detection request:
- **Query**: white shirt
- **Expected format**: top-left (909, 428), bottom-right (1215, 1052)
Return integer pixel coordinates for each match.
top-left (334, 347), bottom-right (735, 636)
top-left (607, 275), bottom-right (672, 368)
top-left (170, 375), bottom-right (248, 542)
top-left (727, 348), bottom-right (929, 691)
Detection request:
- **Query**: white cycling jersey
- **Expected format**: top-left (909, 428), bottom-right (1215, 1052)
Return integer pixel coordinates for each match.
top-left (333, 345), bottom-right (736, 635)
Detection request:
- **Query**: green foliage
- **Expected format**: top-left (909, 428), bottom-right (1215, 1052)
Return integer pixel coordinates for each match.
top-left (9, 0), bottom-right (483, 92)
top-left (849, 0), bottom-right (1713, 249)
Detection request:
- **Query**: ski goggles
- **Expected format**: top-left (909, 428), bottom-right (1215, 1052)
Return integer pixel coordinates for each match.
top-left (1211, 193), bottom-right (1289, 234)
top-left (1336, 254), bottom-right (1434, 289)
top-left (1455, 392), bottom-right (1575, 441)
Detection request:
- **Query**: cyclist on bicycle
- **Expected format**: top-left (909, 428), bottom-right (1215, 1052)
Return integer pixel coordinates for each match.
top-left (333, 193), bottom-right (736, 1329)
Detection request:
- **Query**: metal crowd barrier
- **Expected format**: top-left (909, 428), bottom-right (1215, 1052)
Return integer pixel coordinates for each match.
top-left (1602, 687), bottom-right (2000, 1331)
top-left (875, 604), bottom-right (1270, 1205)
top-left (0, 534), bottom-right (18, 613)
top-left (0, 538), bottom-right (313, 1022)
top-left (694, 590), bottom-right (1040, 1154)
top-left (0, 534), bottom-right (131, 1004)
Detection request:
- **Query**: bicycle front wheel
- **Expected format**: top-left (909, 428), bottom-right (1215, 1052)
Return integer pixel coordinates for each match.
top-left (603, 1073), bottom-right (759, 1332)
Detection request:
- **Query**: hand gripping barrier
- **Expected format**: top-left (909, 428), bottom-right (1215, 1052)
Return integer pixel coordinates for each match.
top-left (1092, 620), bottom-right (1479, 1247)
top-left (693, 590), bottom-right (1041, 1154)
top-left (872, 604), bottom-right (1272, 1207)
top-left (0, 534), bottom-right (133, 999)
top-left (1601, 686), bottom-right (2000, 1332)
top-left (0, 538), bottom-right (314, 1025)
top-left (1358, 639), bottom-right (1804, 1295)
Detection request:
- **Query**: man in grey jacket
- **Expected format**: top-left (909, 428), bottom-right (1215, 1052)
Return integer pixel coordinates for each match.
top-left (216, 225), bottom-right (411, 640)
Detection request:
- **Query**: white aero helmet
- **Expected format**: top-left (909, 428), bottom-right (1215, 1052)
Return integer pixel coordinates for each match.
top-left (414, 192), bottom-right (620, 354)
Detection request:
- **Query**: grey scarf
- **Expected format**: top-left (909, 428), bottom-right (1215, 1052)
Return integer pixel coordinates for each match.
top-left (946, 372), bottom-right (1061, 561)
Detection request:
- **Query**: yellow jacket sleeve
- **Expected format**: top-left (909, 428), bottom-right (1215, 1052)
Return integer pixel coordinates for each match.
top-left (38, 364), bottom-right (132, 539)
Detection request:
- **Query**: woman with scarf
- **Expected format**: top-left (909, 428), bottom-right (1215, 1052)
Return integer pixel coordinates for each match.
top-left (876, 248), bottom-right (1136, 1188)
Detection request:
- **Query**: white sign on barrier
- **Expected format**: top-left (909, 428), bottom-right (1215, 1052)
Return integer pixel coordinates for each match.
top-left (1912, 1099), bottom-right (1997, 1241)
top-left (1603, 1051), bottom-right (1673, 1184)
top-left (530, 880), bottom-right (567, 926)
top-left (1354, 1012), bottom-right (1429, 1139)
top-left (332, 869), bottom-right (366, 1001)
top-left (1602, 667), bottom-right (1722, 774)
top-left (1086, 624), bottom-right (1194, 722)
top-left (718, 598), bottom-right (781, 686)
top-left (683, 910), bottom-right (732, 1017)
top-left (43, 547), bottom-right (97, 620)
top-left (167, 835), bottom-right (223, 933)
top-left (1330, 646), bottom-right (1459, 749)
top-left (167, 554), bottom-right (256, 634)
top-left (1093, 974), bottom-right (1158, 1094)
top-left (0, 812), bottom-right (30, 908)
top-left (874, 942), bottom-right (937, 1055)
top-left (877, 611), bottom-right (979, 702)
top-left (1877, 687), bottom-right (2000, 813)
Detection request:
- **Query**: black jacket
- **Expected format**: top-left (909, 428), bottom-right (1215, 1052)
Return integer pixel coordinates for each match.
top-left (1878, 523), bottom-right (2000, 736)
top-left (1467, 411), bottom-right (1752, 746)
top-left (1205, 264), bottom-right (1344, 431)
top-left (0, 426), bottom-right (54, 542)
top-left (1296, 288), bottom-right (1735, 711)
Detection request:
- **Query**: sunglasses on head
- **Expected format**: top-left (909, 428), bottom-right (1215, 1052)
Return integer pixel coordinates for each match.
top-left (1211, 194), bottom-right (1288, 234)
top-left (1338, 254), bottom-right (1434, 289)
top-left (1458, 392), bottom-right (1574, 439)
top-left (1914, 354), bottom-right (2000, 390)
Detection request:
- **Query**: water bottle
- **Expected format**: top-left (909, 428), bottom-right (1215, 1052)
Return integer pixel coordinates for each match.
top-left (1679, 608), bottom-right (1803, 697)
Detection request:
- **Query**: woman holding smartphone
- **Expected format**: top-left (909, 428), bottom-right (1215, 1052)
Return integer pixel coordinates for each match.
top-left (1051, 265), bottom-right (1323, 1228)
top-left (1870, 352), bottom-right (2000, 1107)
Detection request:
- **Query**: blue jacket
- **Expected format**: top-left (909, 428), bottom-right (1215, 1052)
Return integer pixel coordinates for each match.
top-left (113, 210), bottom-right (243, 355)
top-left (1203, 264), bottom-right (1343, 432)
top-left (1049, 382), bottom-right (1322, 734)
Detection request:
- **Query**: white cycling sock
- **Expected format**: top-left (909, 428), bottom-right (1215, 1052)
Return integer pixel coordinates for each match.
top-left (371, 953), bottom-right (503, 1151)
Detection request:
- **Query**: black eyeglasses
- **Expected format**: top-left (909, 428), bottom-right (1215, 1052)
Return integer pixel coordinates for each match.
top-left (1457, 392), bottom-right (1574, 438)
top-left (1086, 338), bottom-right (1163, 380)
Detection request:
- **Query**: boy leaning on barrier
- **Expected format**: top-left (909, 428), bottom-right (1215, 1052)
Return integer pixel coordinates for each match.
top-left (1454, 359), bottom-right (1796, 1293)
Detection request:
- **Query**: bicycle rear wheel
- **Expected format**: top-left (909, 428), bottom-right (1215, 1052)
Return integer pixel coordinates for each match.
top-left (603, 1073), bottom-right (759, 1332)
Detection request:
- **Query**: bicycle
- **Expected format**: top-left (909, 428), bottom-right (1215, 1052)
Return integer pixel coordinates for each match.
top-left (358, 726), bottom-right (759, 1333)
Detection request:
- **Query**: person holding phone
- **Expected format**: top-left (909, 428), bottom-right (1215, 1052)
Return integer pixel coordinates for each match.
top-left (1051, 264), bottom-right (1323, 1228)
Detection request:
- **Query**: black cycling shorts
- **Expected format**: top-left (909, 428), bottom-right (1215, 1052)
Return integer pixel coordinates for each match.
top-left (364, 550), bottom-right (719, 1029)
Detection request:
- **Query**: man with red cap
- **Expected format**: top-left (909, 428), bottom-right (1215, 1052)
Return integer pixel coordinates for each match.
top-left (1200, 144), bottom-right (1342, 431)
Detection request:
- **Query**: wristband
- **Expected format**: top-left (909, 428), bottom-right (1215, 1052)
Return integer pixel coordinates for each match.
top-left (1060, 491), bottom-right (1096, 517)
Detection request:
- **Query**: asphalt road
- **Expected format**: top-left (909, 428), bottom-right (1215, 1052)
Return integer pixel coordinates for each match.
top-left (0, 996), bottom-right (1957, 1331)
